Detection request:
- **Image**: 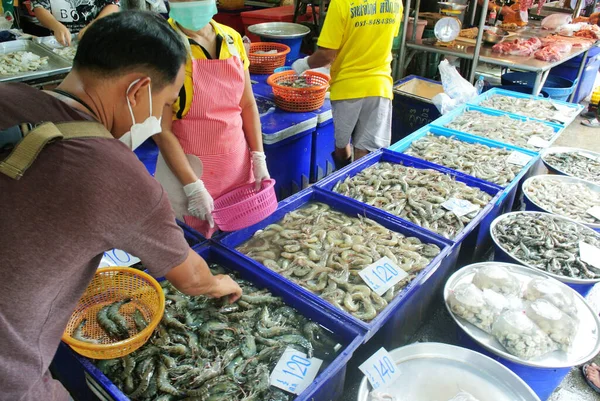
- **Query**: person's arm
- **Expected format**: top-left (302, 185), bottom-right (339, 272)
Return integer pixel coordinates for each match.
top-left (165, 249), bottom-right (242, 301)
top-left (308, 48), bottom-right (338, 69)
top-left (240, 69), bottom-right (263, 153)
top-left (33, 6), bottom-right (71, 46)
top-left (78, 3), bottom-right (120, 38)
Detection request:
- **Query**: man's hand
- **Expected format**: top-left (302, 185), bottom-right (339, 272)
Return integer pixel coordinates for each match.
top-left (52, 22), bottom-right (71, 46)
top-left (208, 275), bottom-right (243, 303)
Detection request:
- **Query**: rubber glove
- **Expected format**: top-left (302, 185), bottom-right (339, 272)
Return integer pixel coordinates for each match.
top-left (183, 179), bottom-right (214, 227)
top-left (251, 151), bottom-right (270, 191)
top-left (292, 56), bottom-right (310, 75)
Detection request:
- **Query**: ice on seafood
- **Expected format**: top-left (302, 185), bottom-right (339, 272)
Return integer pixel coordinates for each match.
top-left (479, 95), bottom-right (576, 123)
top-left (0, 51), bottom-right (48, 75)
top-left (237, 202), bottom-right (441, 322)
top-left (332, 162), bottom-right (493, 239)
top-left (525, 298), bottom-right (578, 350)
top-left (446, 110), bottom-right (555, 150)
top-left (447, 283), bottom-right (504, 333)
top-left (472, 264), bottom-right (522, 296)
top-left (492, 310), bottom-right (558, 359)
top-left (525, 277), bottom-right (578, 318)
top-left (404, 133), bottom-right (523, 186)
top-left (543, 151), bottom-right (600, 185)
top-left (53, 46), bottom-right (77, 61)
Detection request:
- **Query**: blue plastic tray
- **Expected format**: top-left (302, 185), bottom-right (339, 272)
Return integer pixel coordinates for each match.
top-left (311, 116), bottom-right (336, 182)
top-left (57, 244), bottom-right (364, 401)
top-left (388, 125), bottom-right (540, 214)
top-left (177, 219), bottom-right (206, 247)
top-left (133, 137), bottom-right (159, 176)
top-left (431, 104), bottom-right (564, 153)
top-left (218, 187), bottom-right (458, 343)
top-left (468, 87), bottom-right (584, 126)
top-left (315, 149), bottom-right (504, 263)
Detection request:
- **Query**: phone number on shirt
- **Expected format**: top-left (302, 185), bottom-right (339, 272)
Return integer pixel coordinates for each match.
top-left (355, 18), bottom-right (396, 27)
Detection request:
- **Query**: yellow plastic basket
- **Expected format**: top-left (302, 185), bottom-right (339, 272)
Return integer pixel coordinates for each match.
top-left (62, 267), bottom-right (165, 360)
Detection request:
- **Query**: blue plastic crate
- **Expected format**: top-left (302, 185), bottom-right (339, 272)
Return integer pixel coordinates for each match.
top-left (177, 219), bottom-right (206, 247)
top-left (431, 104), bottom-right (563, 153)
top-left (55, 244), bottom-right (364, 401)
top-left (218, 187), bottom-right (458, 343)
top-left (261, 101), bottom-right (318, 200)
top-left (315, 149), bottom-right (504, 263)
top-left (133, 137), bottom-right (159, 176)
top-left (468, 87), bottom-right (584, 126)
top-left (311, 98), bottom-right (336, 182)
top-left (388, 125), bottom-right (540, 214)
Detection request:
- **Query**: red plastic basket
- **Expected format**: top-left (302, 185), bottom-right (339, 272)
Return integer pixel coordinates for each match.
top-left (248, 42), bottom-right (290, 75)
top-left (267, 70), bottom-right (330, 112)
top-left (212, 179), bottom-right (277, 232)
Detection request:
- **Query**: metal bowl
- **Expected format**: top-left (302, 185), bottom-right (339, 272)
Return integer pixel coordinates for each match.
top-left (540, 146), bottom-right (600, 184)
top-left (248, 22), bottom-right (311, 39)
top-left (444, 262), bottom-right (600, 368)
top-left (522, 174), bottom-right (600, 230)
top-left (490, 211), bottom-right (600, 285)
top-left (437, 2), bottom-right (468, 10)
top-left (357, 342), bottom-right (541, 400)
top-left (483, 27), bottom-right (509, 44)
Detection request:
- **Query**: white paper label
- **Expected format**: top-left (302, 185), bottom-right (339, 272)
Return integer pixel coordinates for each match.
top-left (270, 347), bottom-right (323, 395)
top-left (98, 249), bottom-right (141, 268)
top-left (506, 151), bottom-right (533, 167)
top-left (358, 347), bottom-right (401, 391)
top-left (579, 242), bottom-right (600, 270)
top-left (527, 136), bottom-right (551, 148)
top-left (587, 206), bottom-right (600, 220)
top-left (441, 197), bottom-right (480, 217)
top-left (359, 257), bottom-right (409, 296)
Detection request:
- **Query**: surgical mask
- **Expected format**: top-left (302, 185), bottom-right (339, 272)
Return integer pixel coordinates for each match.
top-left (169, 0), bottom-right (217, 32)
top-left (119, 79), bottom-right (162, 151)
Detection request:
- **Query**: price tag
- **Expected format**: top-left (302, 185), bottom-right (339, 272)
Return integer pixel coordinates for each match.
top-left (527, 136), bottom-right (551, 149)
top-left (270, 347), bottom-right (323, 395)
top-left (358, 257), bottom-right (409, 296)
top-left (506, 151), bottom-right (533, 167)
top-left (551, 103), bottom-right (575, 123)
top-left (99, 249), bottom-right (140, 268)
top-left (441, 197), bottom-right (480, 217)
top-left (587, 206), bottom-right (600, 221)
top-left (358, 347), bottom-right (401, 391)
top-left (579, 242), bottom-right (600, 270)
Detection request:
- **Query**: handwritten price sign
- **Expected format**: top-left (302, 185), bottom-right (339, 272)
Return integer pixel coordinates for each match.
top-left (98, 249), bottom-right (140, 268)
top-left (270, 347), bottom-right (323, 395)
top-left (359, 257), bottom-right (409, 296)
top-left (358, 347), bottom-right (400, 390)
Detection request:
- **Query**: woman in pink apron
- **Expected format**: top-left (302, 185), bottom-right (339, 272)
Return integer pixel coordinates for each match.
top-left (154, 0), bottom-right (269, 239)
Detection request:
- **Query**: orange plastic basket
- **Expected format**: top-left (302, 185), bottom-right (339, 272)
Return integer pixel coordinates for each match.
top-left (248, 42), bottom-right (290, 75)
top-left (62, 267), bottom-right (165, 360)
top-left (267, 70), bottom-right (330, 112)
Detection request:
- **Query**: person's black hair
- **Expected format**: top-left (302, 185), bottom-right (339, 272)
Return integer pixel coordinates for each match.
top-left (73, 11), bottom-right (186, 90)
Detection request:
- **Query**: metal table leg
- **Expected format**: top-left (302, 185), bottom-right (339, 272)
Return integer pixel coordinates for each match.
top-left (569, 49), bottom-right (589, 103)
top-left (397, 0), bottom-right (412, 79)
top-left (532, 70), bottom-right (550, 96)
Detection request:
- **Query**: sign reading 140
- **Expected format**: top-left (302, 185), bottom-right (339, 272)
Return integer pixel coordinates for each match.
top-left (99, 249), bottom-right (140, 268)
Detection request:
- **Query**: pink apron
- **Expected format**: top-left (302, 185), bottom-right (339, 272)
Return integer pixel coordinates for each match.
top-left (172, 29), bottom-right (253, 238)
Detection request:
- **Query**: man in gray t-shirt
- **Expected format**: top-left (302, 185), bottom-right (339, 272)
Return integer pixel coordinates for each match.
top-left (0, 11), bottom-right (241, 401)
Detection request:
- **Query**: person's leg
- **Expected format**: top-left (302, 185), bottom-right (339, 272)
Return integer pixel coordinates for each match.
top-left (331, 99), bottom-right (362, 168)
top-left (583, 363), bottom-right (600, 393)
top-left (353, 97), bottom-right (392, 158)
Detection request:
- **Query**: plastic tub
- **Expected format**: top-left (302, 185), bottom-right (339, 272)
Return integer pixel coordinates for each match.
top-left (493, 85), bottom-right (550, 97)
top-left (177, 220), bottom-right (206, 246)
top-left (501, 72), bottom-right (576, 102)
top-left (133, 137), bottom-right (159, 176)
top-left (388, 125), bottom-right (539, 215)
top-left (550, 47), bottom-right (600, 103)
top-left (310, 98), bottom-right (335, 182)
top-left (241, 6), bottom-right (298, 42)
top-left (218, 187), bottom-right (457, 344)
top-left (274, 66), bottom-right (293, 73)
top-left (406, 18), bottom-right (428, 44)
top-left (213, 6), bottom-right (253, 35)
top-left (53, 244), bottom-right (364, 401)
top-left (316, 149), bottom-right (503, 263)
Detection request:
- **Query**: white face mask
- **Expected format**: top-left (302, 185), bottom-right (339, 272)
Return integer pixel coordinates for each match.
top-left (119, 79), bottom-right (163, 151)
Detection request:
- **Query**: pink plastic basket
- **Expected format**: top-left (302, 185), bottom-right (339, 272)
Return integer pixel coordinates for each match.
top-left (212, 179), bottom-right (277, 232)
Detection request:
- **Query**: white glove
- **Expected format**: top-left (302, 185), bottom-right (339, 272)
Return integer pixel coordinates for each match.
top-left (292, 56), bottom-right (310, 75)
top-left (183, 179), bottom-right (214, 228)
top-left (251, 151), bottom-right (270, 191)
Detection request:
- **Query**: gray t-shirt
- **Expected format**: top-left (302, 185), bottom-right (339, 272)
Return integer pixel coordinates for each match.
top-left (0, 83), bottom-right (189, 400)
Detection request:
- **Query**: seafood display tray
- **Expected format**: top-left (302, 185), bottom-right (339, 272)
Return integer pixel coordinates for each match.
top-left (468, 88), bottom-right (584, 127)
top-left (57, 244), bottom-right (364, 401)
top-left (490, 211), bottom-right (600, 294)
top-left (431, 104), bottom-right (564, 153)
top-left (540, 146), bottom-right (600, 182)
top-left (0, 40), bottom-right (71, 82)
top-left (176, 220), bottom-right (206, 247)
top-left (444, 262), bottom-right (600, 369)
top-left (218, 187), bottom-right (458, 344)
top-left (388, 125), bottom-right (539, 214)
top-left (356, 342), bottom-right (541, 401)
top-left (315, 149), bottom-right (504, 263)
top-left (34, 35), bottom-right (78, 64)
top-left (522, 175), bottom-right (600, 230)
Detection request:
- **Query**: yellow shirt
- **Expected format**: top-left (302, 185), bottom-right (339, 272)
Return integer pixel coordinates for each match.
top-left (317, 0), bottom-right (403, 101)
top-left (169, 19), bottom-right (250, 120)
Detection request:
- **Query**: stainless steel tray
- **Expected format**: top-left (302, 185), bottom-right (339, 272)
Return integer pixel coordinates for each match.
top-left (357, 342), bottom-right (541, 401)
top-left (34, 35), bottom-right (78, 63)
top-left (0, 40), bottom-right (71, 83)
top-left (523, 174), bottom-right (600, 230)
top-left (541, 146), bottom-right (600, 184)
top-left (444, 262), bottom-right (600, 368)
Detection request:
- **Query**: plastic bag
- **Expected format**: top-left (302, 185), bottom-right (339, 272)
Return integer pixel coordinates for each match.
top-left (492, 310), bottom-right (557, 359)
top-left (526, 299), bottom-right (578, 350)
top-left (434, 59), bottom-right (478, 114)
top-left (472, 265), bottom-right (522, 296)
top-left (448, 283), bottom-right (504, 333)
top-left (541, 14), bottom-right (573, 30)
top-left (447, 392), bottom-right (481, 401)
top-left (525, 278), bottom-right (578, 318)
